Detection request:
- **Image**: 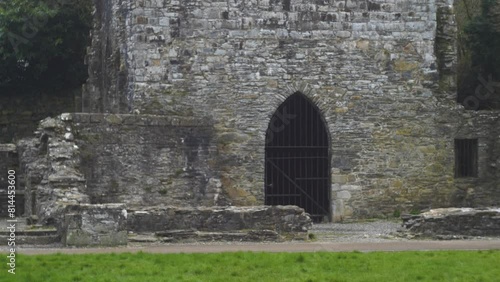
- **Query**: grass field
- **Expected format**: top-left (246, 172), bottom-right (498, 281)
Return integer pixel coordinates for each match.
top-left (2, 250), bottom-right (499, 281)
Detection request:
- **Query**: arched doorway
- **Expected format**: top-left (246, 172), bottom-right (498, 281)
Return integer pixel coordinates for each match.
top-left (265, 93), bottom-right (330, 222)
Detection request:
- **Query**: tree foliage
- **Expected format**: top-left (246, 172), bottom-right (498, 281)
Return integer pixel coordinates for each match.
top-left (465, 0), bottom-right (500, 79)
top-left (0, 0), bottom-right (92, 94)
top-left (455, 0), bottom-right (500, 108)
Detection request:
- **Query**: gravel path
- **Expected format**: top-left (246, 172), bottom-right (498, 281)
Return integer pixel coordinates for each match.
top-left (4, 219), bottom-right (500, 254)
top-left (310, 220), bottom-right (402, 242)
top-left (12, 240), bottom-right (500, 255)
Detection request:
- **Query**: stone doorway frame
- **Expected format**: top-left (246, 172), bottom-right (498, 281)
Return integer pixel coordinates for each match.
top-left (264, 92), bottom-right (332, 222)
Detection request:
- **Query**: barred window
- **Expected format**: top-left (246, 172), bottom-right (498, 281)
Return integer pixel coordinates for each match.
top-left (455, 139), bottom-right (478, 178)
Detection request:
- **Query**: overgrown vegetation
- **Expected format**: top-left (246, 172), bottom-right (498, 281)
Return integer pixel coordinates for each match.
top-left (3, 251), bottom-right (500, 281)
top-left (0, 0), bottom-right (92, 94)
top-left (456, 0), bottom-right (500, 108)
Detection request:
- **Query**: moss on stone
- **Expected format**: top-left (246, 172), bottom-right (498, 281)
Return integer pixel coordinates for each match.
top-left (393, 59), bottom-right (419, 72)
top-left (418, 145), bottom-right (436, 154)
top-left (142, 99), bottom-right (164, 113)
top-left (391, 179), bottom-right (403, 189)
top-left (65, 230), bottom-right (92, 246)
top-left (395, 128), bottom-right (412, 136)
top-left (79, 133), bottom-right (100, 144)
top-left (110, 180), bottom-right (119, 192)
top-left (105, 114), bottom-right (122, 124)
top-left (217, 132), bottom-right (249, 145)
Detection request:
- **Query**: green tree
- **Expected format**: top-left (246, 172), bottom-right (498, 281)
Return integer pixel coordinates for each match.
top-left (465, 0), bottom-right (500, 79)
top-left (0, 0), bottom-right (92, 93)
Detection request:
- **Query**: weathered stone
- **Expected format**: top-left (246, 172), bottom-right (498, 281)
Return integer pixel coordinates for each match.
top-left (13, 0), bottom-right (500, 231)
top-left (154, 229), bottom-right (281, 243)
top-left (402, 208), bottom-right (500, 237)
top-left (74, 0), bottom-right (500, 222)
top-left (128, 234), bottom-right (158, 243)
top-left (17, 117), bottom-right (89, 224)
top-left (0, 143), bottom-right (16, 152)
top-left (64, 133), bottom-right (74, 141)
top-left (61, 204), bottom-right (128, 247)
top-left (60, 113), bottom-right (73, 121)
top-left (40, 118), bottom-right (64, 131)
top-left (127, 205), bottom-right (311, 240)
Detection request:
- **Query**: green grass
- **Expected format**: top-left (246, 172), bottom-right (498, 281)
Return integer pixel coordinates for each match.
top-left (2, 250), bottom-right (499, 281)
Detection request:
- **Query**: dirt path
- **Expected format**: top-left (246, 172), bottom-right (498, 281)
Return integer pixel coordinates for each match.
top-left (3, 219), bottom-right (500, 255)
top-left (11, 240), bottom-right (500, 255)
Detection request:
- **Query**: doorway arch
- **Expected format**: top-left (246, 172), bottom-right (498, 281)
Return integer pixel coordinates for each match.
top-left (265, 93), bottom-right (330, 222)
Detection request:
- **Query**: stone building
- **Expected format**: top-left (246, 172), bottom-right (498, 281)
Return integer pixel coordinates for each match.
top-left (10, 0), bottom-right (500, 227)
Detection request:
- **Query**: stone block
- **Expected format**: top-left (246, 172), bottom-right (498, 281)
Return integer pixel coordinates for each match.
top-left (402, 208), bottom-right (500, 237)
top-left (90, 114), bottom-right (105, 123)
top-left (332, 174), bottom-right (353, 184)
top-left (61, 204), bottom-right (128, 247)
top-left (127, 205), bottom-right (311, 240)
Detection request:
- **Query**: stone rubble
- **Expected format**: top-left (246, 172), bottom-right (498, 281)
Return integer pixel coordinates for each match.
top-left (401, 208), bottom-right (500, 238)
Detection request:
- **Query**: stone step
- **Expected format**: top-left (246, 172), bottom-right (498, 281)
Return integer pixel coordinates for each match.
top-left (0, 229), bottom-right (57, 237)
top-left (0, 226), bottom-right (60, 245)
top-left (0, 234), bottom-right (60, 245)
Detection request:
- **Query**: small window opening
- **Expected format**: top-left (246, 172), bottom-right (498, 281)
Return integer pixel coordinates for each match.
top-left (455, 139), bottom-right (478, 178)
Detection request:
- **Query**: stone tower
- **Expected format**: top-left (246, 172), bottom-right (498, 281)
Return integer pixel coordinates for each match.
top-left (20, 0), bottom-right (500, 225)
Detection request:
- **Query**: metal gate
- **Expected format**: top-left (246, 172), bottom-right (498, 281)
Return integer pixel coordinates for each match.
top-left (265, 93), bottom-right (330, 222)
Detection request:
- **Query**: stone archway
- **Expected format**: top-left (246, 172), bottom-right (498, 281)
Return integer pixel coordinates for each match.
top-left (265, 92), bottom-right (331, 222)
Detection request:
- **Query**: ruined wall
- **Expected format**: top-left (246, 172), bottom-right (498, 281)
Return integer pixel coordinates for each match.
top-left (403, 207), bottom-right (500, 238)
top-left (74, 0), bottom-right (499, 220)
top-left (17, 113), bottom-right (222, 223)
top-left (72, 113), bottom-right (220, 207)
top-left (82, 0), bottom-right (130, 113)
top-left (127, 205), bottom-right (311, 241)
top-left (62, 204), bottom-right (128, 247)
top-left (17, 115), bottom-right (90, 224)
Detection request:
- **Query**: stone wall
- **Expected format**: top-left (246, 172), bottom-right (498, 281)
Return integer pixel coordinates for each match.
top-left (82, 0), bottom-right (130, 113)
top-left (19, 113), bottom-right (228, 222)
top-left (58, 204), bottom-right (310, 245)
top-left (72, 113), bottom-right (220, 207)
top-left (77, 0), bottom-right (500, 221)
top-left (61, 203), bottom-right (128, 247)
top-left (402, 207), bottom-right (500, 237)
top-left (17, 114), bottom-right (90, 224)
top-left (127, 205), bottom-right (311, 240)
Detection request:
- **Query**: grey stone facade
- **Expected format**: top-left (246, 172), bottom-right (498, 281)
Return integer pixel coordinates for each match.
top-left (10, 0), bottom-right (499, 229)
top-left (61, 204), bottom-right (128, 247)
top-left (402, 208), bottom-right (500, 237)
top-left (128, 205), bottom-right (311, 241)
top-left (77, 0), bottom-right (499, 221)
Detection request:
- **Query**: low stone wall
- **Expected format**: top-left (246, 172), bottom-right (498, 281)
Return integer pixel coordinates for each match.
top-left (17, 114), bottom-right (90, 225)
top-left (128, 205), bottom-right (312, 240)
top-left (402, 208), bottom-right (500, 237)
top-left (61, 204), bottom-right (128, 247)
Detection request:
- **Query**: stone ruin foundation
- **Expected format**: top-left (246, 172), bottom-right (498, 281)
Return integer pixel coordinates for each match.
top-left (2, 0), bottom-right (500, 247)
top-left (11, 114), bottom-right (312, 246)
top-left (61, 204), bottom-right (310, 247)
top-left (402, 208), bottom-right (500, 239)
